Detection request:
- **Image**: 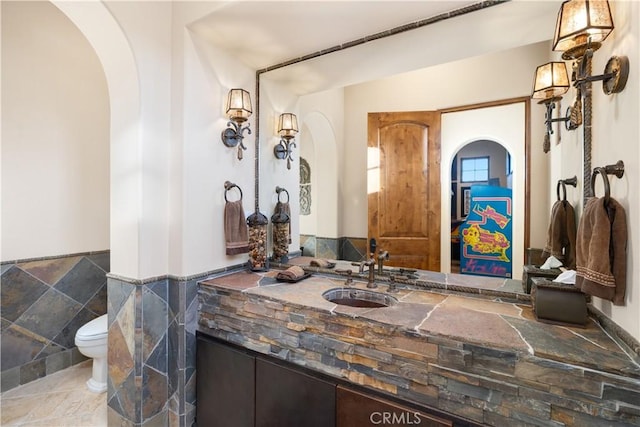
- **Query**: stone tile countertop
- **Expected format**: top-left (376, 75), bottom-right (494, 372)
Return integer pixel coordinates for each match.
top-left (200, 270), bottom-right (640, 380)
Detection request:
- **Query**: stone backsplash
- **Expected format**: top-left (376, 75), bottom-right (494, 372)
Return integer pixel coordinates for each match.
top-left (300, 235), bottom-right (367, 262)
top-left (198, 275), bottom-right (640, 427)
top-left (1, 251), bottom-right (109, 392)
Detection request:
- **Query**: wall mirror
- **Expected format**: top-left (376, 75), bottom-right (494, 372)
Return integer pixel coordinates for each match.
top-left (194, 1), bottom-right (563, 292)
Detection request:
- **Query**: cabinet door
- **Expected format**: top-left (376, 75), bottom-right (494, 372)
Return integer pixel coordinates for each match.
top-left (256, 358), bottom-right (336, 427)
top-left (337, 385), bottom-right (453, 427)
top-left (196, 336), bottom-right (255, 427)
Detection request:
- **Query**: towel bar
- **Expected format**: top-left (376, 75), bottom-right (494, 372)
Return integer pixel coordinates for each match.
top-left (224, 181), bottom-right (243, 202)
top-left (591, 160), bottom-right (624, 204)
top-left (556, 176), bottom-right (577, 201)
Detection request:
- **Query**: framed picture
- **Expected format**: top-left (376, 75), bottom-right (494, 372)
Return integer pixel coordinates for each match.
top-left (461, 186), bottom-right (471, 217)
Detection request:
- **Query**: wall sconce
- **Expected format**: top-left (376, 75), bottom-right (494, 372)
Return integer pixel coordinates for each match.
top-left (550, 0), bottom-right (630, 203)
top-left (552, 0), bottom-right (629, 93)
top-left (531, 61), bottom-right (573, 153)
top-left (274, 113), bottom-right (299, 170)
top-left (221, 88), bottom-right (252, 160)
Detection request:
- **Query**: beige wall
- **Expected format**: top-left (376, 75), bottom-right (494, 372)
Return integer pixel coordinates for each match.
top-left (549, 1), bottom-right (639, 341)
top-left (340, 42), bottom-right (550, 246)
top-left (1, 1), bottom-right (109, 261)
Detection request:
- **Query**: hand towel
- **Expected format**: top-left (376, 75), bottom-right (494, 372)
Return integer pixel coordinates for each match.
top-left (276, 265), bottom-right (306, 281)
top-left (224, 200), bottom-right (249, 255)
top-left (274, 200), bottom-right (291, 244)
top-left (310, 258), bottom-right (331, 268)
top-left (541, 200), bottom-right (577, 269)
top-left (575, 197), bottom-right (627, 305)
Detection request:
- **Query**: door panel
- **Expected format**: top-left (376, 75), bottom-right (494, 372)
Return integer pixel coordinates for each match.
top-left (196, 336), bottom-right (255, 427)
top-left (368, 111), bottom-right (441, 271)
top-left (256, 358), bottom-right (336, 427)
top-left (337, 385), bottom-right (453, 427)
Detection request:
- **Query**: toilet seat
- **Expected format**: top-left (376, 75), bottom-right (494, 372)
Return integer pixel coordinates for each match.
top-left (75, 314), bottom-right (108, 343)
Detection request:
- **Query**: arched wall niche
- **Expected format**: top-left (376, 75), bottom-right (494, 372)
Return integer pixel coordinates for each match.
top-left (52, 0), bottom-right (142, 279)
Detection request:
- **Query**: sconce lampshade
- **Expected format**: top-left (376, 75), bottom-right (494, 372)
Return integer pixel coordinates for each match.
top-left (225, 88), bottom-right (252, 122)
top-left (552, 0), bottom-right (614, 58)
top-left (531, 62), bottom-right (570, 101)
top-left (278, 113), bottom-right (299, 139)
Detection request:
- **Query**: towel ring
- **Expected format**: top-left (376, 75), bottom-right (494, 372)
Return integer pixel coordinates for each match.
top-left (591, 167), bottom-right (610, 204)
top-left (276, 186), bottom-right (290, 204)
top-left (556, 176), bottom-right (577, 201)
top-left (224, 181), bottom-right (243, 202)
top-left (590, 161), bottom-right (624, 205)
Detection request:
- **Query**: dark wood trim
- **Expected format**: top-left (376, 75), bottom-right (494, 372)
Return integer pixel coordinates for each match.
top-left (524, 97), bottom-right (531, 258)
top-left (439, 96), bottom-right (530, 114)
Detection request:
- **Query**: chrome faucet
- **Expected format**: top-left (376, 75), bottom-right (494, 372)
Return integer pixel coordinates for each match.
top-left (377, 250), bottom-right (389, 275)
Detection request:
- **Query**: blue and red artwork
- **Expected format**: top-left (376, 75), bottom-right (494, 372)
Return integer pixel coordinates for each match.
top-left (459, 185), bottom-right (513, 278)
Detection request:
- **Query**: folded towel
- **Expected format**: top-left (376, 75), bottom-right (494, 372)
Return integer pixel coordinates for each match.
top-left (310, 258), bottom-right (331, 268)
top-left (541, 200), bottom-right (577, 269)
top-left (274, 200), bottom-right (291, 244)
top-left (276, 265), bottom-right (306, 281)
top-left (553, 270), bottom-right (576, 284)
top-left (224, 200), bottom-right (249, 255)
top-left (575, 197), bottom-right (627, 305)
top-left (540, 255), bottom-right (563, 270)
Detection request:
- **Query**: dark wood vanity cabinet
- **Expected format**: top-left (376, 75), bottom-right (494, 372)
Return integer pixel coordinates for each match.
top-left (256, 358), bottom-right (335, 427)
top-left (197, 334), bottom-right (466, 427)
top-left (197, 334), bottom-right (334, 427)
top-left (196, 335), bottom-right (255, 427)
top-left (336, 385), bottom-right (452, 427)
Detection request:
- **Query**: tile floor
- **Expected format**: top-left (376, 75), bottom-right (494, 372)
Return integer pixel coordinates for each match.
top-left (1, 361), bottom-right (107, 426)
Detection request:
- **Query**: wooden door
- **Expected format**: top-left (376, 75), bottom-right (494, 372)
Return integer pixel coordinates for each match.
top-left (368, 111), bottom-right (441, 271)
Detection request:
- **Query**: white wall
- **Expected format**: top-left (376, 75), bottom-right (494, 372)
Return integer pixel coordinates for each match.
top-left (174, 26), bottom-right (256, 276)
top-left (299, 124), bottom-right (317, 236)
top-left (550, 1), bottom-right (639, 341)
top-left (297, 88), bottom-right (344, 239)
top-left (442, 104), bottom-right (526, 279)
top-left (1, 1), bottom-right (109, 261)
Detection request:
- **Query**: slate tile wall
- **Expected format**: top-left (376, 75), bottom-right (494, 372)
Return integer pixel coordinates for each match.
top-left (107, 275), bottom-right (199, 427)
top-left (0, 251), bottom-right (109, 392)
top-left (300, 235), bottom-right (367, 262)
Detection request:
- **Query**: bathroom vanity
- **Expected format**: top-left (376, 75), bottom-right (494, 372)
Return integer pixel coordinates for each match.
top-left (197, 270), bottom-right (640, 426)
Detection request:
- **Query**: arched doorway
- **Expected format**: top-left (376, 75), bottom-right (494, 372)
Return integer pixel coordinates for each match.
top-left (450, 140), bottom-right (512, 274)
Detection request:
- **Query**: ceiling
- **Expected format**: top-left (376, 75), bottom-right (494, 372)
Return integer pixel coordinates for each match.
top-left (187, 0), bottom-right (560, 95)
top-left (189, 1), bottom-right (487, 70)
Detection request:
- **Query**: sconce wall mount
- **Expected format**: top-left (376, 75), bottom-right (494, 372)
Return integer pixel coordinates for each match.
top-left (221, 88), bottom-right (253, 160)
top-left (274, 113), bottom-right (299, 170)
top-left (552, 0), bottom-right (629, 95)
top-left (532, 0), bottom-right (631, 155)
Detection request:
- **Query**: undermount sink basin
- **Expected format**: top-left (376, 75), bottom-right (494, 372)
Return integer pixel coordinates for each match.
top-left (322, 288), bottom-right (398, 308)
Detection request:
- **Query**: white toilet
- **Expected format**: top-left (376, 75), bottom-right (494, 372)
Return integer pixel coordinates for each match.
top-left (75, 314), bottom-right (108, 393)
